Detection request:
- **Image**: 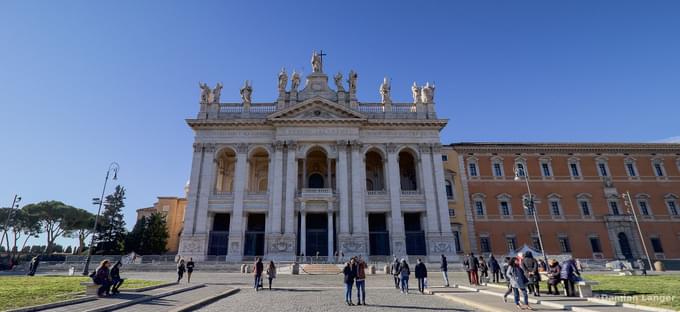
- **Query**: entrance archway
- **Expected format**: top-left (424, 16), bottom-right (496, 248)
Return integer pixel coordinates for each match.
top-left (618, 232), bottom-right (633, 260)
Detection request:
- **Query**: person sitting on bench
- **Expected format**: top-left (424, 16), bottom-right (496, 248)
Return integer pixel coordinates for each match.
top-left (110, 261), bottom-right (125, 294)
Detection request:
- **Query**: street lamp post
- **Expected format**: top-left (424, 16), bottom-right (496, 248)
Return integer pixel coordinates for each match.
top-left (621, 191), bottom-right (654, 271)
top-left (1, 194), bottom-right (22, 253)
top-left (81, 162), bottom-right (119, 276)
top-left (514, 166), bottom-right (548, 263)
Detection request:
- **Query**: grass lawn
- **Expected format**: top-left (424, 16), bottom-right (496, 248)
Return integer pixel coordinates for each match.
top-left (584, 273), bottom-right (680, 310)
top-left (0, 275), bottom-right (164, 311)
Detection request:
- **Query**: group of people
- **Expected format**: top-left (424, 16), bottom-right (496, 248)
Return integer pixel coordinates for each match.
top-left (252, 257), bottom-right (277, 291)
top-left (176, 257), bottom-right (195, 283)
top-left (91, 260), bottom-right (125, 297)
top-left (389, 256), bottom-right (439, 295)
top-left (342, 256), bottom-right (368, 305)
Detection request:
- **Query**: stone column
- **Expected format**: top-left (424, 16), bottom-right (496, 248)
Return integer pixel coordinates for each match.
top-left (336, 141), bottom-right (350, 234)
top-left (270, 142), bottom-right (284, 234)
top-left (419, 144), bottom-right (441, 234)
top-left (328, 202), bottom-right (334, 258)
top-left (350, 141), bottom-right (365, 234)
top-left (432, 144), bottom-right (455, 237)
top-left (300, 204), bottom-right (307, 256)
top-left (386, 144), bottom-right (406, 257)
top-left (193, 143), bottom-right (217, 238)
top-left (179, 143), bottom-right (211, 260)
top-left (227, 143), bottom-right (248, 259)
top-left (284, 141), bottom-right (298, 234)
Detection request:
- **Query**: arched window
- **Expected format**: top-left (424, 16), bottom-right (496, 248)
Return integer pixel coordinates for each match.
top-left (308, 173), bottom-right (325, 188)
top-left (398, 150), bottom-right (418, 191)
top-left (248, 148), bottom-right (270, 193)
top-left (215, 148), bottom-right (236, 193)
top-left (365, 150), bottom-right (385, 191)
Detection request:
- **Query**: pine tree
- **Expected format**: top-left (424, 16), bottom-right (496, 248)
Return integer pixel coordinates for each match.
top-left (96, 185), bottom-right (127, 254)
top-left (124, 215), bottom-right (147, 253)
top-left (144, 212), bottom-right (169, 255)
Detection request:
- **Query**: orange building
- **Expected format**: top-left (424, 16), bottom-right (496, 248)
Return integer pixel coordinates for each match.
top-left (136, 196), bottom-right (186, 254)
top-left (451, 143), bottom-right (680, 260)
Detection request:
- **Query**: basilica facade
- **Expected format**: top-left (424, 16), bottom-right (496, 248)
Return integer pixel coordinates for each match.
top-left (179, 53), bottom-right (457, 261)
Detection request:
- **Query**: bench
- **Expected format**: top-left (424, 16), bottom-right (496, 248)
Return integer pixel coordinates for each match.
top-left (80, 282), bottom-right (99, 296)
top-left (614, 269), bottom-right (638, 276)
top-left (574, 280), bottom-right (598, 298)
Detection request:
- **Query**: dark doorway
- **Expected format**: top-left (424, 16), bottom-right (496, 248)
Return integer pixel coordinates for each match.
top-left (308, 173), bottom-right (325, 188)
top-left (404, 213), bottom-right (426, 255)
top-left (369, 213), bottom-right (390, 256)
top-left (618, 232), bottom-right (633, 260)
top-left (244, 214), bottom-right (265, 256)
top-left (306, 213), bottom-right (328, 256)
top-left (208, 213), bottom-right (230, 256)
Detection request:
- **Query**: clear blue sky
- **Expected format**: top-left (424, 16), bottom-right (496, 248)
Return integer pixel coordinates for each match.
top-left (2, 1), bottom-right (679, 247)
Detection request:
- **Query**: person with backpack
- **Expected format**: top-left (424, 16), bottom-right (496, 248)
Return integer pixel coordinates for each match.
top-left (92, 259), bottom-right (112, 297)
top-left (110, 261), bottom-right (125, 294)
top-left (414, 258), bottom-right (428, 294)
top-left (440, 254), bottom-right (450, 287)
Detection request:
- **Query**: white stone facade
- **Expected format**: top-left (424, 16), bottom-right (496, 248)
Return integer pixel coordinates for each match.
top-left (179, 55), bottom-right (457, 261)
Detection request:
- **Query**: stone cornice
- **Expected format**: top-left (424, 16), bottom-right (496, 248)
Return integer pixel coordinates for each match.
top-left (450, 142), bottom-right (680, 154)
top-left (187, 117), bottom-right (448, 130)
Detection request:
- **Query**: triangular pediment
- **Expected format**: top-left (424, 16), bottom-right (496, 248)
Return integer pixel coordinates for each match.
top-left (268, 97), bottom-right (366, 121)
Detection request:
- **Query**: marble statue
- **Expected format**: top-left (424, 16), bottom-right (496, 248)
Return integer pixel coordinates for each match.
top-left (334, 72), bottom-right (344, 91)
top-left (277, 68), bottom-right (288, 92)
top-left (210, 82), bottom-right (223, 104)
top-left (240, 80), bottom-right (252, 103)
top-left (411, 82), bottom-right (422, 104)
top-left (311, 51), bottom-right (323, 73)
top-left (379, 77), bottom-right (391, 104)
top-left (291, 71), bottom-right (301, 92)
top-left (199, 82), bottom-right (211, 103)
top-left (421, 82), bottom-right (435, 104)
top-left (348, 70), bottom-right (358, 94)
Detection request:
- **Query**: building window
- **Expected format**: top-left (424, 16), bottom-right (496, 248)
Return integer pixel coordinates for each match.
top-left (453, 231), bottom-right (462, 252)
top-left (559, 237), bottom-right (572, 253)
top-left (541, 162), bottom-right (552, 177)
top-left (474, 200), bottom-right (485, 216)
top-left (589, 237), bottom-right (602, 253)
top-left (448, 209), bottom-right (456, 217)
top-left (570, 163), bottom-right (580, 177)
top-left (598, 162), bottom-right (609, 177)
top-left (441, 155), bottom-right (448, 161)
top-left (531, 236), bottom-right (541, 252)
top-left (468, 163), bottom-right (478, 177)
top-left (667, 199), bottom-right (678, 216)
top-left (445, 180), bottom-right (454, 199)
top-left (493, 163), bottom-right (503, 177)
top-left (580, 200), bottom-right (591, 216)
top-left (638, 200), bottom-right (650, 216)
top-left (626, 163), bottom-right (637, 177)
top-left (480, 237), bottom-right (491, 253)
top-left (500, 201), bottom-right (511, 216)
top-left (506, 237), bottom-right (516, 252)
top-left (516, 163), bottom-right (526, 177)
top-left (653, 162), bottom-right (665, 177)
top-left (609, 201), bottom-right (620, 215)
top-left (550, 201), bottom-right (561, 216)
top-left (650, 237), bottom-right (664, 253)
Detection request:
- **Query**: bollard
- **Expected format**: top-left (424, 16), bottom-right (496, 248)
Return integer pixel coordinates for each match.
top-left (291, 263), bottom-right (300, 275)
top-left (384, 264), bottom-right (391, 274)
top-left (368, 265), bottom-right (376, 275)
top-left (654, 261), bottom-right (665, 272)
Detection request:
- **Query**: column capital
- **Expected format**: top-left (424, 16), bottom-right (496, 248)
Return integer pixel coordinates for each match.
top-left (350, 140), bottom-right (363, 150)
top-left (236, 143), bottom-right (248, 154)
top-left (274, 140), bottom-right (285, 150)
top-left (336, 140), bottom-right (348, 151)
top-left (286, 140), bottom-right (297, 149)
top-left (418, 143), bottom-right (431, 154)
top-left (193, 142), bottom-right (203, 153)
top-left (431, 143), bottom-right (442, 153)
top-left (386, 143), bottom-right (398, 153)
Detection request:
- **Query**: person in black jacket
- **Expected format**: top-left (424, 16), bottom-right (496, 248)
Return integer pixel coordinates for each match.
top-left (343, 258), bottom-right (357, 305)
top-left (177, 259), bottom-right (186, 283)
top-left (440, 254), bottom-right (450, 287)
top-left (186, 258), bottom-right (195, 283)
top-left (488, 255), bottom-right (501, 283)
top-left (390, 256), bottom-right (401, 289)
top-left (414, 258), bottom-right (428, 294)
top-left (110, 261), bottom-right (125, 294)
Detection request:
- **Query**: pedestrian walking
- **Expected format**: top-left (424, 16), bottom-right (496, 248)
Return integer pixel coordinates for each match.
top-left (355, 256), bottom-right (367, 305)
top-left (479, 256), bottom-right (488, 284)
top-left (266, 261), bottom-right (276, 290)
top-left (415, 258), bottom-right (427, 294)
top-left (560, 257), bottom-right (580, 297)
top-left (521, 251), bottom-right (541, 296)
top-left (110, 261), bottom-right (125, 294)
top-left (546, 259), bottom-right (561, 295)
top-left (505, 257), bottom-right (533, 310)
top-left (253, 257), bottom-right (264, 291)
top-left (27, 256), bottom-right (41, 276)
top-left (391, 256), bottom-right (401, 289)
top-left (186, 258), bottom-right (195, 283)
top-left (93, 259), bottom-right (112, 297)
top-left (636, 259), bottom-right (647, 276)
top-left (343, 259), bottom-right (357, 305)
top-left (440, 254), bottom-right (450, 287)
top-left (488, 255), bottom-right (500, 283)
top-left (399, 259), bottom-right (410, 294)
top-left (468, 253), bottom-right (480, 285)
top-left (177, 259), bottom-right (186, 283)
top-left (463, 254), bottom-right (472, 284)
top-left (502, 257), bottom-right (514, 301)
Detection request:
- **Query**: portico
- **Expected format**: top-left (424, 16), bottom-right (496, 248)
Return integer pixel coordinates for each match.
top-left (179, 53), bottom-right (457, 261)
